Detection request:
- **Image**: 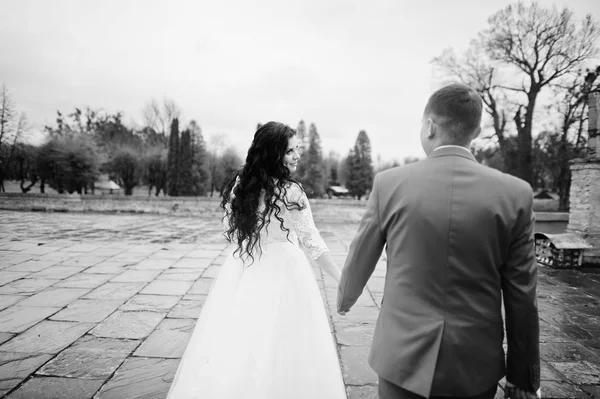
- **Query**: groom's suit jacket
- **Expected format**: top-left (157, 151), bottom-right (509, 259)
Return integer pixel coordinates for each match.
top-left (338, 146), bottom-right (540, 398)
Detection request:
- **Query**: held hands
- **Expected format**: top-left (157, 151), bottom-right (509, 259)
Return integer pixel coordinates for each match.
top-left (335, 268), bottom-right (348, 316)
top-left (504, 385), bottom-right (541, 399)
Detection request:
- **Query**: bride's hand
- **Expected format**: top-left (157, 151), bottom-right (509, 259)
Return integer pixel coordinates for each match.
top-left (337, 307), bottom-right (349, 316)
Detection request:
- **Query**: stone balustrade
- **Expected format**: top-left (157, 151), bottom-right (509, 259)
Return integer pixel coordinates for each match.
top-left (0, 192), bottom-right (569, 232)
top-left (567, 159), bottom-right (600, 266)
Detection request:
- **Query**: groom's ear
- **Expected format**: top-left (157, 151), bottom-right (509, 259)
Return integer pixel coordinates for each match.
top-left (427, 118), bottom-right (436, 139)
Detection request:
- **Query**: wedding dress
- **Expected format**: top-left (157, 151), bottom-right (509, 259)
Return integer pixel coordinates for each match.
top-left (166, 183), bottom-right (347, 399)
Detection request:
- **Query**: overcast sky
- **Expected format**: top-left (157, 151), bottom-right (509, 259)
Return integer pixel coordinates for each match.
top-left (1, 0), bottom-right (599, 164)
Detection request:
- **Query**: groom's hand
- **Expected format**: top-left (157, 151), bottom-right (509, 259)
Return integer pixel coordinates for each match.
top-left (504, 385), bottom-right (541, 399)
top-left (337, 308), bottom-right (349, 316)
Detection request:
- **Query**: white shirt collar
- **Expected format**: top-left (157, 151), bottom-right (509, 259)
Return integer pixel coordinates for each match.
top-left (434, 145), bottom-right (472, 154)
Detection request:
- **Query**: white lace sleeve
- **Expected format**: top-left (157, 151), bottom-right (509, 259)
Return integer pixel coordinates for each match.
top-left (286, 184), bottom-right (329, 260)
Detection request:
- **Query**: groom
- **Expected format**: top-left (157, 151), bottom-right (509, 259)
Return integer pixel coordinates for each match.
top-left (337, 83), bottom-right (540, 399)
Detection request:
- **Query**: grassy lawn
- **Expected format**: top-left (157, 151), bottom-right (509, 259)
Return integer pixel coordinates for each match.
top-left (1, 180), bottom-right (159, 197)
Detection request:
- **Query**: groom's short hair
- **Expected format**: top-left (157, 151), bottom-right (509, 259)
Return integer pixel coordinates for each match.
top-left (424, 83), bottom-right (483, 142)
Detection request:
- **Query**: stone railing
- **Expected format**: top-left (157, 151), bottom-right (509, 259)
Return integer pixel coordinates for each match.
top-left (0, 193), bottom-right (369, 220)
top-left (0, 192), bottom-right (222, 216)
top-left (0, 193), bottom-right (569, 232)
top-left (567, 159), bottom-right (600, 265)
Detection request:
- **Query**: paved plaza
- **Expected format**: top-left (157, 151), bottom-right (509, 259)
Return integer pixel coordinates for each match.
top-left (0, 210), bottom-right (600, 399)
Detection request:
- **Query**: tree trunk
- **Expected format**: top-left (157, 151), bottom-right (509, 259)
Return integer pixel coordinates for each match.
top-left (575, 104), bottom-right (588, 155)
top-left (19, 176), bottom-right (37, 193)
top-left (515, 90), bottom-right (539, 185)
top-left (520, 123), bottom-right (533, 185)
top-left (40, 178), bottom-right (45, 194)
top-left (557, 118), bottom-right (573, 211)
top-left (558, 136), bottom-right (571, 211)
top-left (558, 171), bottom-right (571, 211)
top-left (20, 179), bottom-right (36, 193)
top-left (18, 158), bottom-right (37, 193)
top-left (0, 162), bottom-right (5, 193)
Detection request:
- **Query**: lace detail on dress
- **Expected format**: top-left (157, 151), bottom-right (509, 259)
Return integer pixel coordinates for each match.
top-left (285, 184), bottom-right (329, 260)
top-left (223, 181), bottom-right (329, 261)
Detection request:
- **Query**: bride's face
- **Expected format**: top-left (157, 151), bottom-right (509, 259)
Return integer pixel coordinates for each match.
top-left (282, 135), bottom-right (300, 173)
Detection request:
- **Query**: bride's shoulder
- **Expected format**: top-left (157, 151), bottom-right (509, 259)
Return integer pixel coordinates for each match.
top-left (284, 181), bottom-right (302, 191)
top-left (283, 181), bottom-right (305, 197)
top-left (281, 182), bottom-right (309, 209)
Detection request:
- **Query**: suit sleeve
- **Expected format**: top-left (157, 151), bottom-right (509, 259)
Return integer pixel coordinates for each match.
top-left (501, 190), bottom-right (540, 393)
top-left (337, 174), bottom-right (386, 312)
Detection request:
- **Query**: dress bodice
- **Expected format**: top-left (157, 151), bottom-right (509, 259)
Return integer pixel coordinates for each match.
top-left (226, 182), bottom-right (328, 261)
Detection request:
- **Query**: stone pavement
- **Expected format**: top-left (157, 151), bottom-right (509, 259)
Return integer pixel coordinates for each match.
top-left (0, 210), bottom-right (599, 399)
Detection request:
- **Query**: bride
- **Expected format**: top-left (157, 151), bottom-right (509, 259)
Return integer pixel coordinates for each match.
top-left (166, 121), bottom-right (348, 398)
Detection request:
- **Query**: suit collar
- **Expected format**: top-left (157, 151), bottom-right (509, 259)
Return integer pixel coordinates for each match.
top-left (429, 145), bottom-right (477, 162)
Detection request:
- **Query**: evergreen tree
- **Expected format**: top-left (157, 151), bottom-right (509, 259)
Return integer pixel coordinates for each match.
top-left (345, 130), bottom-right (374, 199)
top-left (330, 164), bottom-right (338, 183)
top-left (295, 120), bottom-right (308, 181)
top-left (190, 120), bottom-right (210, 196)
top-left (303, 123), bottom-right (325, 198)
top-left (355, 130), bottom-right (374, 188)
top-left (345, 148), bottom-right (360, 198)
top-left (296, 120), bottom-right (307, 142)
top-left (178, 129), bottom-right (194, 195)
top-left (167, 118), bottom-right (180, 196)
top-left (324, 150), bottom-right (340, 185)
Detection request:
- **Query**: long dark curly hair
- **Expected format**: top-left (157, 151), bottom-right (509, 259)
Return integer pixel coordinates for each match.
top-left (221, 121), bottom-right (305, 265)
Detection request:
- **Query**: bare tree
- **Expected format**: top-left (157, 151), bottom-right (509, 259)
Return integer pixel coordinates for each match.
top-left (482, 1), bottom-right (599, 184)
top-left (432, 41), bottom-right (518, 175)
top-left (0, 84), bottom-right (18, 192)
top-left (543, 70), bottom-right (594, 209)
top-left (207, 132), bottom-right (229, 196)
top-left (141, 98), bottom-right (181, 136)
top-left (0, 84), bottom-right (16, 152)
top-left (142, 99), bottom-right (163, 134)
top-left (163, 99), bottom-right (181, 128)
top-left (11, 113), bottom-right (35, 193)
